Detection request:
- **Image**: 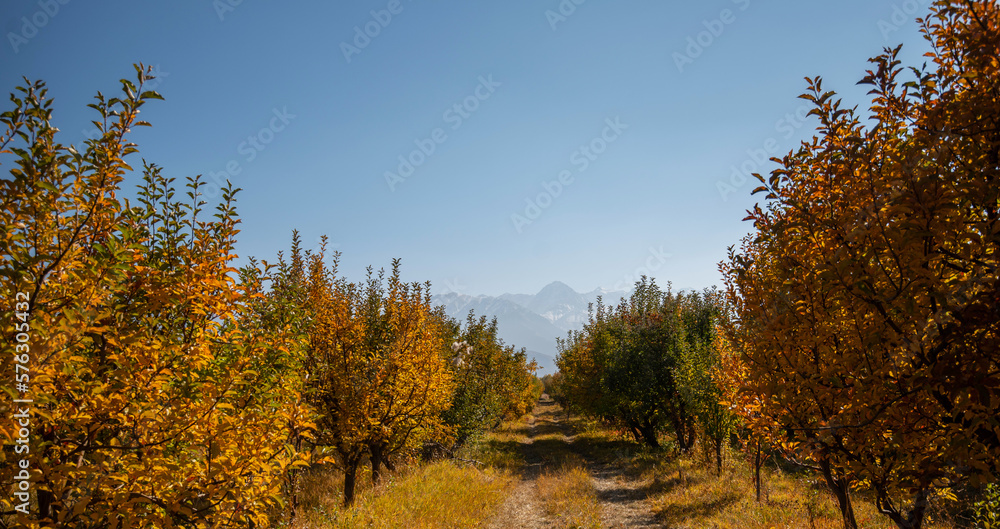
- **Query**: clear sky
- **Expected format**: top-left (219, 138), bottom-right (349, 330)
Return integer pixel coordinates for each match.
top-left (1, 0), bottom-right (933, 296)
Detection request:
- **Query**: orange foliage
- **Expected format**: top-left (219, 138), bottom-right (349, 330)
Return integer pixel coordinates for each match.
top-left (721, 2), bottom-right (999, 528)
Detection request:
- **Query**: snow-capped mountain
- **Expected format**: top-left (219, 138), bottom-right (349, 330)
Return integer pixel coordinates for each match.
top-left (432, 282), bottom-right (629, 375)
top-left (504, 281), bottom-right (587, 333)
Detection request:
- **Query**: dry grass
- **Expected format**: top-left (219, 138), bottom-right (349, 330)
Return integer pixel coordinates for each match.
top-left (644, 451), bottom-right (956, 529)
top-left (286, 403), bottom-right (960, 529)
top-left (291, 460), bottom-right (513, 529)
top-left (468, 417), bottom-right (531, 471)
top-left (526, 411), bottom-right (958, 529)
top-left (474, 402), bottom-right (605, 529)
top-left (536, 455), bottom-right (601, 529)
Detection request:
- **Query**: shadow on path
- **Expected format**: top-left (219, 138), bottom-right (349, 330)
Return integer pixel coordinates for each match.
top-left (529, 396), bottom-right (663, 528)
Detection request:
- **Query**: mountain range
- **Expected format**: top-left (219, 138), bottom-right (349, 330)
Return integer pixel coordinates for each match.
top-left (432, 282), bottom-right (629, 375)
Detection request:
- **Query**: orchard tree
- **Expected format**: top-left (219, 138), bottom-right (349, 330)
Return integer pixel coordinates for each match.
top-left (676, 293), bottom-right (737, 475)
top-left (722, 2), bottom-right (999, 528)
top-left (712, 327), bottom-right (785, 502)
top-left (541, 372), bottom-right (569, 413)
top-left (300, 248), bottom-right (453, 506)
top-left (557, 280), bottom-right (727, 452)
top-left (0, 67), bottom-right (311, 528)
top-left (555, 326), bottom-right (608, 426)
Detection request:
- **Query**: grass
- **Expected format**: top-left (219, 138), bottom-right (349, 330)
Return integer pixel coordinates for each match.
top-left (467, 416), bottom-right (531, 471)
top-left (640, 448), bottom-right (957, 529)
top-left (523, 403), bottom-right (958, 529)
top-left (290, 460), bottom-right (513, 529)
top-left (286, 401), bottom-right (961, 528)
top-left (468, 401), bottom-right (604, 528)
top-left (536, 457), bottom-right (601, 529)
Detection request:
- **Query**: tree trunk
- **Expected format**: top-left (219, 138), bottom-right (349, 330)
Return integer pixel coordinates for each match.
top-left (343, 457), bottom-right (361, 507)
top-left (637, 423), bottom-right (660, 449)
top-left (287, 431), bottom-right (304, 522)
top-left (670, 411), bottom-right (697, 451)
top-left (754, 440), bottom-right (762, 502)
top-left (877, 487), bottom-right (928, 529)
top-left (370, 444), bottom-right (385, 484)
top-left (627, 423), bottom-right (643, 445)
top-left (684, 422), bottom-right (697, 452)
top-left (715, 436), bottom-right (723, 475)
top-left (820, 459), bottom-right (859, 529)
top-left (37, 488), bottom-right (55, 521)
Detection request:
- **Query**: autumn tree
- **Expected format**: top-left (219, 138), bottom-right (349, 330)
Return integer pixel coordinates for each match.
top-left (236, 233), bottom-right (318, 518)
top-left (298, 247), bottom-right (453, 506)
top-left (713, 321), bottom-right (784, 502)
top-left (0, 67), bottom-right (311, 528)
top-left (555, 326), bottom-right (607, 427)
top-left (721, 2), bottom-right (999, 528)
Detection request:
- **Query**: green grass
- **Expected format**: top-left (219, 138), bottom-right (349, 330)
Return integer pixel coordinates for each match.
top-left (465, 417), bottom-right (530, 471)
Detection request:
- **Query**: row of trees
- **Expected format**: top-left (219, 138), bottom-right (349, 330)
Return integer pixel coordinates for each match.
top-left (555, 280), bottom-right (736, 473)
top-left (0, 66), bottom-right (539, 527)
top-left (719, 1), bottom-right (999, 528)
top-left (557, 2), bottom-right (998, 529)
top-left (274, 238), bottom-right (539, 506)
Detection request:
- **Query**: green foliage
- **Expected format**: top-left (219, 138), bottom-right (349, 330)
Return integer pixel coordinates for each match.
top-left (556, 278), bottom-right (732, 452)
top-left (973, 483), bottom-right (1000, 529)
top-left (443, 313), bottom-right (540, 447)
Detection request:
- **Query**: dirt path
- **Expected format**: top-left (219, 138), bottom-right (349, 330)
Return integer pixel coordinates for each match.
top-left (488, 396), bottom-right (661, 528)
top-left (589, 461), bottom-right (661, 529)
top-left (486, 411), bottom-right (550, 528)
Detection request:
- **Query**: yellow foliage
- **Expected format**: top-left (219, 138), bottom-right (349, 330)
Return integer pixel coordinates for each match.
top-left (0, 67), bottom-right (311, 527)
top-left (297, 247), bottom-right (454, 506)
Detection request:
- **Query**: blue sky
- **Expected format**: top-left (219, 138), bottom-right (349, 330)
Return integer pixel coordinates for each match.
top-left (1, 0), bottom-right (933, 296)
